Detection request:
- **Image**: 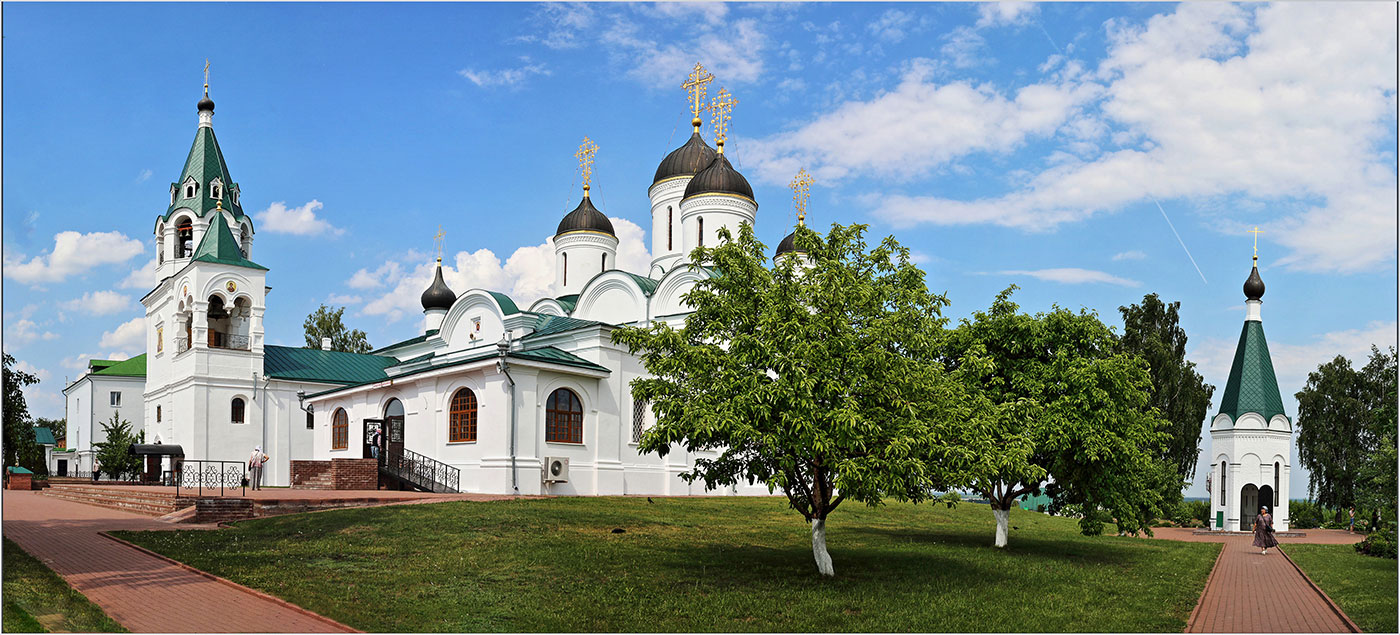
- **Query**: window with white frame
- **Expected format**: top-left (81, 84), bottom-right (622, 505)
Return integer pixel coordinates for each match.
top-left (631, 397), bottom-right (646, 443)
top-left (110, 391), bottom-right (122, 407)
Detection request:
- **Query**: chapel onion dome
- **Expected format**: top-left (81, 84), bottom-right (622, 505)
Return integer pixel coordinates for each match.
top-left (420, 260), bottom-right (456, 311)
top-left (682, 153), bottom-right (755, 202)
top-left (1244, 263), bottom-right (1266, 301)
top-left (197, 96), bottom-right (215, 112)
top-left (555, 192), bottom-right (616, 238)
top-left (775, 231), bottom-right (799, 257)
top-left (653, 131), bottom-right (718, 185)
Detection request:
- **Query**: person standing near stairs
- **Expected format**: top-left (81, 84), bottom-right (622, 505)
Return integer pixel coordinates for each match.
top-left (248, 446), bottom-right (269, 491)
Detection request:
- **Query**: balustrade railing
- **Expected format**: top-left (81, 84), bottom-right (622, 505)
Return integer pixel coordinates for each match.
top-left (175, 460), bottom-right (247, 497)
top-left (208, 332), bottom-right (251, 351)
top-left (381, 447), bottom-right (459, 493)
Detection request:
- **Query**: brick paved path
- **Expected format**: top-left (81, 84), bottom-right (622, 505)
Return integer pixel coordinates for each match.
top-left (3, 490), bottom-right (355, 633)
top-left (1183, 534), bottom-right (1358, 633)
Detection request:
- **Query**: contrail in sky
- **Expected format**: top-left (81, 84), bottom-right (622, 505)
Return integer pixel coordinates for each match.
top-left (1152, 197), bottom-right (1208, 284)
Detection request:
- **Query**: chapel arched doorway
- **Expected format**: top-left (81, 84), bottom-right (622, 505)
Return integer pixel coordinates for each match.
top-left (384, 398), bottom-right (405, 459)
top-left (1240, 484), bottom-right (1259, 530)
top-left (1258, 485), bottom-right (1275, 520)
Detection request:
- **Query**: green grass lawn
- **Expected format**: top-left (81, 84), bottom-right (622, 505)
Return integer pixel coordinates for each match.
top-left (2, 538), bottom-right (127, 633)
top-left (1284, 543), bottom-right (1398, 633)
top-left (115, 497), bottom-right (1217, 632)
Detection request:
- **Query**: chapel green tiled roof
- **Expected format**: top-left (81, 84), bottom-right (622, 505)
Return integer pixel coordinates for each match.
top-left (262, 345), bottom-right (399, 385)
top-left (555, 295), bottom-right (579, 313)
top-left (488, 292), bottom-right (520, 315)
top-left (619, 272), bottom-right (660, 296)
top-left (308, 345), bottom-right (607, 398)
top-left (33, 428), bottom-right (56, 446)
top-left (1217, 320), bottom-right (1287, 423)
top-left (191, 210), bottom-right (267, 270)
top-left (523, 315), bottom-right (607, 340)
top-left (373, 332), bottom-right (432, 355)
top-left (88, 360), bottom-right (119, 372)
top-left (161, 124), bottom-right (247, 224)
top-left (93, 354), bottom-right (147, 377)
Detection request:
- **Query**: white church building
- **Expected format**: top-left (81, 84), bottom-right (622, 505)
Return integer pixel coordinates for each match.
top-left (80, 67), bottom-right (796, 496)
top-left (1207, 255), bottom-right (1291, 531)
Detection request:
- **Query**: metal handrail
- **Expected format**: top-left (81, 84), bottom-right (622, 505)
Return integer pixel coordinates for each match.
top-left (174, 460), bottom-right (246, 497)
top-left (381, 447), bottom-right (459, 493)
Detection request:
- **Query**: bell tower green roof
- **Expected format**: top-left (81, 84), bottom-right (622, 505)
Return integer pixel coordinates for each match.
top-left (1218, 319), bottom-right (1287, 423)
top-left (160, 97), bottom-right (251, 229)
top-left (192, 209), bottom-right (267, 270)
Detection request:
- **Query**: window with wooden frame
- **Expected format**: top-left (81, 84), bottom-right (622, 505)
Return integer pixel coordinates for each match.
top-left (332, 408), bottom-right (349, 450)
top-left (545, 388), bottom-right (584, 444)
top-left (231, 397), bottom-right (246, 424)
top-left (449, 388), bottom-right (478, 442)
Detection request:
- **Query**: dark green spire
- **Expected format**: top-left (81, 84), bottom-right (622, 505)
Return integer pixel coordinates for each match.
top-left (161, 97), bottom-right (251, 228)
top-left (1217, 320), bottom-right (1287, 423)
top-left (191, 208), bottom-right (266, 270)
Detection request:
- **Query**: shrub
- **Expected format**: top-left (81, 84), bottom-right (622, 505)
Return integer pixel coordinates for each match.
top-left (1355, 527), bottom-right (1397, 559)
top-left (1180, 500), bottom-right (1210, 527)
top-left (1290, 500), bottom-right (1325, 529)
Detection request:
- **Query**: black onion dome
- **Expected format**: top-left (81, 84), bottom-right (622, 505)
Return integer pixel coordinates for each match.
top-left (420, 262), bottom-right (456, 311)
top-left (555, 196), bottom-right (615, 238)
top-left (682, 153), bottom-right (754, 202)
top-left (197, 96), bottom-right (215, 112)
top-left (775, 231), bottom-right (799, 257)
top-left (1243, 264), bottom-right (1265, 301)
top-left (653, 132), bottom-right (718, 184)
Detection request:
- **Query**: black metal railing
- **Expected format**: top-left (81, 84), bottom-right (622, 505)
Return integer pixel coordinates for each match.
top-left (67, 471), bottom-right (141, 482)
top-left (380, 447), bottom-right (459, 493)
top-left (175, 460), bottom-right (247, 497)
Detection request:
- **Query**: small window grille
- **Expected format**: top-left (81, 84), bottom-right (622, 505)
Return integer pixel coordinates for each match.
top-left (631, 398), bottom-right (646, 443)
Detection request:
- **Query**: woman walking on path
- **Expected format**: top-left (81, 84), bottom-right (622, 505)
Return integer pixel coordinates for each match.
top-left (1254, 505), bottom-right (1278, 554)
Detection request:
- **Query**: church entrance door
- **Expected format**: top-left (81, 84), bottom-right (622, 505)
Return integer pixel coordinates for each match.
top-left (1259, 485), bottom-right (1275, 516)
top-left (1240, 484), bottom-right (1259, 530)
top-left (384, 399), bottom-right (405, 459)
top-left (363, 419), bottom-right (383, 461)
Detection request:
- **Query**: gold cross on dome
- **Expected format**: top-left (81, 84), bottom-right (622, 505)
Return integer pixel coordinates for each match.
top-left (680, 62), bottom-right (714, 127)
top-left (789, 169), bottom-right (814, 225)
top-left (710, 88), bottom-right (737, 151)
top-left (1248, 226), bottom-right (1263, 260)
top-left (433, 225), bottom-right (446, 262)
top-left (203, 59), bottom-right (211, 96)
top-left (575, 137), bottom-right (598, 193)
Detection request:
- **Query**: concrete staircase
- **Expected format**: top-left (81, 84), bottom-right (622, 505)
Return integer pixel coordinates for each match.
top-left (42, 484), bottom-right (191, 517)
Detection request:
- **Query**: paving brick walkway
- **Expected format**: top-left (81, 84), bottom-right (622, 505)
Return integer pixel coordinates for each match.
top-left (1175, 533), bottom-right (1360, 633)
top-left (3, 490), bottom-right (355, 633)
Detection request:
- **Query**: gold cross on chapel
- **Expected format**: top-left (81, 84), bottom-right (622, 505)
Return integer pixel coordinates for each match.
top-left (575, 137), bottom-right (598, 195)
top-left (433, 225), bottom-right (446, 262)
top-left (711, 88), bottom-right (737, 153)
top-left (680, 62), bottom-right (714, 131)
top-left (790, 169), bottom-right (813, 225)
top-left (1248, 226), bottom-right (1263, 261)
top-left (203, 59), bottom-right (211, 96)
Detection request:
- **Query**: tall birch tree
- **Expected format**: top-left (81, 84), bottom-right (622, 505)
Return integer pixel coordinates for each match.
top-left (613, 223), bottom-right (978, 576)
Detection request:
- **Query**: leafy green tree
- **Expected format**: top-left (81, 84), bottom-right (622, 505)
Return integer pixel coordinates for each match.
top-left (93, 414), bottom-right (142, 480)
top-left (1117, 294), bottom-right (1215, 507)
top-left (1294, 348), bottom-right (1393, 511)
top-left (303, 305), bottom-right (372, 353)
top-left (3, 353), bottom-right (42, 469)
top-left (613, 223), bottom-right (977, 576)
top-left (939, 287), bottom-right (1171, 547)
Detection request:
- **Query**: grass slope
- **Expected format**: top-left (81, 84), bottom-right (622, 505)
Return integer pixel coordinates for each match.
top-left (2, 538), bottom-right (127, 633)
top-left (116, 497), bottom-right (1216, 632)
top-left (1284, 544), bottom-right (1398, 633)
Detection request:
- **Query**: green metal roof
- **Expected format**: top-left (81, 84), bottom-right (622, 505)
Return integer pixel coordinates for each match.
top-left (522, 315), bottom-right (607, 341)
top-left (161, 124), bottom-right (248, 225)
top-left (263, 345), bottom-right (399, 385)
top-left (373, 333), bottom-right (430, 354)
top-left (93, 354), bottom-right (147, 378)
top-left (89, 359), bottom-right (120, 371)
top-left (7, 467), bottom-right (33, 475)
top-left (555, 294), bottom-right (579, 313)
top-left (33, 428), bottom-right (56, 446)
top-left (308, 345), bottom-right (607, 399)
top-left (191, 211), bottom-right (267, 270)
top-left (1218, 320), bottom-right (1287, 423)
top-left (618, 272), bottom-right (660, 296)
top-left (488, 291), bottom-right (520, 315)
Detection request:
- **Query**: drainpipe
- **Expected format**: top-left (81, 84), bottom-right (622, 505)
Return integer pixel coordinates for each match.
top-left (496, 335), bottom-right (518, 493)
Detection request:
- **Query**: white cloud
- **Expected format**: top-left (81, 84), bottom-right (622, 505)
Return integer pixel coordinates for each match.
top-left (61, 354), bottom-right (96, 372)
top-left (521, 3), bottom-right (597, 50)
top-left (458, 62), bottom-right (551, 88)
top-left (253, 200), bottom-right (344, 237)
top-left (5, 319), bottom-right (60, 349)
top-left (940, 26), bottom-right (987, 69)
top-left (976, 2), bottom-right (1039, 28)
top-left (326, 293), bottom-right (363, 305)
top-left (600, 16), bottom-right (767, 90)
top-left (359, 217), bottom-right (652, 323)
top-left (637, 2), bottom-right (728, 26)
top-left (3, 231), bottom-right (145, 285)
top-left (119, 259), bottom-right (158, 290)
top-left (98, 317), bottom-right (145, 354)
top-left (986, 268), bottom-right (1141, 287)
top-left (347, 261), bottom-right (402, 290)
top-left (1113, 250), bottom-right (1147, 261)
top-left (744, 59), bottom-right (1096, 184)
top-left (62, 291), bottom-right (132, 316)
top-left (136, 168), bottom-right (154, 183)
top-left (868, 9), bottom-right (915, 43)
top-left (1191, 320), bottom-right (1398, 405)
top-left (871, 3), bottom-right (1398, 273)
top-left (11, 360), bottom-right (52, 384)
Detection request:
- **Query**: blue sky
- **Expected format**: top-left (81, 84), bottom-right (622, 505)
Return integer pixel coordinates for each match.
top-left (4, 2), bottom-right (1396, 499)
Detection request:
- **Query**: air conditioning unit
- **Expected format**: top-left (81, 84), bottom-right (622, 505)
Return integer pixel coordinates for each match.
top-left (542, 456), bottom-right (569, 483)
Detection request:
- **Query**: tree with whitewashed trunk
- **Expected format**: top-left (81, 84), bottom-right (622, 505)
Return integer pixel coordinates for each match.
top-left (613, 223), bottom-right (978, 576)
top-left (939, 286), bottom-right (1171, 548)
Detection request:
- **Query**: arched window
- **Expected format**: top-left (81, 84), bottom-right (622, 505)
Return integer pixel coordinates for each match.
top-left (332, 408), bottom-right (349, 449)
top-left (698, 217), bottom-right (704, 247)
top-left (601, 253), bottom-right (607, 273)
top-left (211, 183), bottom-right (221, 199)
top-left (450, 388), bottom-right (478, 442)
top-left (563, 253), bottom-right (568, 286)
top-left (306, 411), bottom-right (314, 430)
top-left (186, 183), bottom-right (196, 198)
top-left (176, 218), bottom-right (194, 258)
top-left (1219, 461), bottom-right (1226, 504)
top-left (667, 206), bottom-right (673, 250)
top-left (1274, 462), bottom-right (1280, 506)
top-left (545, 388), bottom-right (583, 444)
top-left (231, 397), bottom-right (245, 424)
top-left (156, 405), bottom-right (162, 422)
